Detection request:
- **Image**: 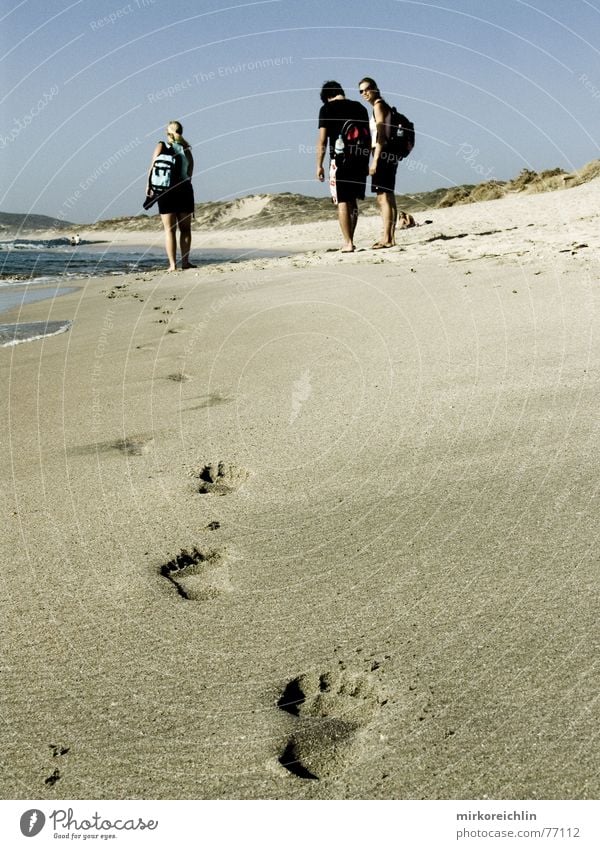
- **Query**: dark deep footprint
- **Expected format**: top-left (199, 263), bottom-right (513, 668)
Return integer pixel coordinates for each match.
top-left (160, 547), bottom-right (231, 600)
top-left (278, 740), bottom-right (318, 779)
top-left (196, 462), bottom-right (250, 495)
top-left (277, 668), bottom-right (384, 780)
top-left (44, 768), bottom-right (61, 786)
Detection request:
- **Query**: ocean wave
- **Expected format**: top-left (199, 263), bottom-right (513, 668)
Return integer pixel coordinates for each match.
top-left (0, 238), bottom-right (74, 251)
top-left (0, 319), bottom-right (72, 347)
top-left (0, 275), bottom-right (57, 286)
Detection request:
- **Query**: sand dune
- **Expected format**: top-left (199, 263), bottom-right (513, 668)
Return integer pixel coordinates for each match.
top-left (67, 157), bottom-right (600, 234)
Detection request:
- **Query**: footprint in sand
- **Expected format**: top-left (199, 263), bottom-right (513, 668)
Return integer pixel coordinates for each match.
top-left (165, 324), bottom-right (190, 334)
top-left (196, 462), bottom-right (249, 495)
top-left (44, 769), bottom-right (61, 787)
top-left (183, 393), bottom-right (234, 413)
top-left (44, 743), bottom-right (69, 787)
top-left (70, 436), bottom-right (154, 459)
top-left (160, 547), bottom-right (231, 600)
top-left (166, 371), bottom-right (191, 383)
top-left (112, 436), bottom-right (154, 456)
top-left (277, 667), bottom-right (386, 780)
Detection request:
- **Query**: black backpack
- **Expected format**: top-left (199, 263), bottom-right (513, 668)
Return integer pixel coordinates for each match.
top-left (149, 144), bottom-right (182, 193)
top-left (386, 107), bottom-right (415, 160)
top-left (335, 119), bottom-right (371, 171)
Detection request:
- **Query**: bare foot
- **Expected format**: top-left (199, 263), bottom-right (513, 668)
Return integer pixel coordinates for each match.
top-left (182, 263), bottom-right (197, 269)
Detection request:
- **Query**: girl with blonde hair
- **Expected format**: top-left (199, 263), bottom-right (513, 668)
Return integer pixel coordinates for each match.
top-left (146, 120), bottom-right (195, 270)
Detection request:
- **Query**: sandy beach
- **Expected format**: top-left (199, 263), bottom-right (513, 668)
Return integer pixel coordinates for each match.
top-left (1, 179), bottom-right (599, 800)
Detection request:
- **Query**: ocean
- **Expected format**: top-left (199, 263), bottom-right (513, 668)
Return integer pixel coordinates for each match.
top-left (0, 237), bottom-right (287, 347)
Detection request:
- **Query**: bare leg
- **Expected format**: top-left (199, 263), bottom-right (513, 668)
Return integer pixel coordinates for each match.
top-left (160, 213), bottom-right (178, 270)
top-left (337, 201), bottom-right (356, 251)
top-left (349, 198), bottom-right (359, 242)
top-left (178, 213), bottom-right (194, 267)
top-left (376, 191), bottom-right (397, 246)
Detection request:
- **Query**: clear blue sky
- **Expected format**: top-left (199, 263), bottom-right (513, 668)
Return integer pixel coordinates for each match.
top-left (1, 0), bottom-right (600, 222)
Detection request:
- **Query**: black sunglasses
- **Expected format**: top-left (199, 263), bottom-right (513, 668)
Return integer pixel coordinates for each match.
top-left (359, 86), bottom-right (372, 94)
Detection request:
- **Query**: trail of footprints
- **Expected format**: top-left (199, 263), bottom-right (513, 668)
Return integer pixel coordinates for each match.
top-left (120, 452), bottom-right (395, 783)
top-left (157, 462), bottom-right (249, 600)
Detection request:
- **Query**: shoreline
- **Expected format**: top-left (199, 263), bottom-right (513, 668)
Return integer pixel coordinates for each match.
top-left (0, 282), bottom-right (79, 346)
top-left (0, 241), bottom-right (302, 342)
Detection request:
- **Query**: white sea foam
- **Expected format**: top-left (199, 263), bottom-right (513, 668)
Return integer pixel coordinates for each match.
top-left (0, 320), bottom-right (72, 347)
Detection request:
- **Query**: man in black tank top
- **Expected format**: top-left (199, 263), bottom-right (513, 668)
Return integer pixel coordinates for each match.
top-left (316, 81), bottom-right (369, 252)
top-left (359, 76), bottom-right (399, 248)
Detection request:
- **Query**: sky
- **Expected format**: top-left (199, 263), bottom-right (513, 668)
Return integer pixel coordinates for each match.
top-left (1, 0), bottom-right (600, 222)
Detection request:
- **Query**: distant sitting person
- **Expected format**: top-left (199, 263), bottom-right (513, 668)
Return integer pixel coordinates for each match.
top-left (316, 80), bottom-right (370, 252)
top-left (146, 120), bottom-right (195, 271)
top-left (397, 212), bottom-right (415, 229)
top-left (70, 234), bottom-right (81, 245)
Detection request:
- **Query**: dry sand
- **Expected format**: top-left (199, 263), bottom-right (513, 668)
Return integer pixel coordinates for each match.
top-left (1, 179), bottom-right (599, 800)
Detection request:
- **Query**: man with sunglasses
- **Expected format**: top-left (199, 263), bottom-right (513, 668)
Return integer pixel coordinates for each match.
top-left (359, 77), bottom-right (399, 248)
top-left (316, 80), bottom-right (370, 252)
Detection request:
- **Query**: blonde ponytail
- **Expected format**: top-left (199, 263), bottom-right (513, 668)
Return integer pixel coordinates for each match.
top-left (167, 120), bottom-right (191, 149)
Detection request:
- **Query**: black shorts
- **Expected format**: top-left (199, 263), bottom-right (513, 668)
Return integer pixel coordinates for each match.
top-left (371, 152), bottom-right (399, 194)
top-left (335, 162), bottom-right (367, 203)
top-left (157, 180), bottom-right (195, 215)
